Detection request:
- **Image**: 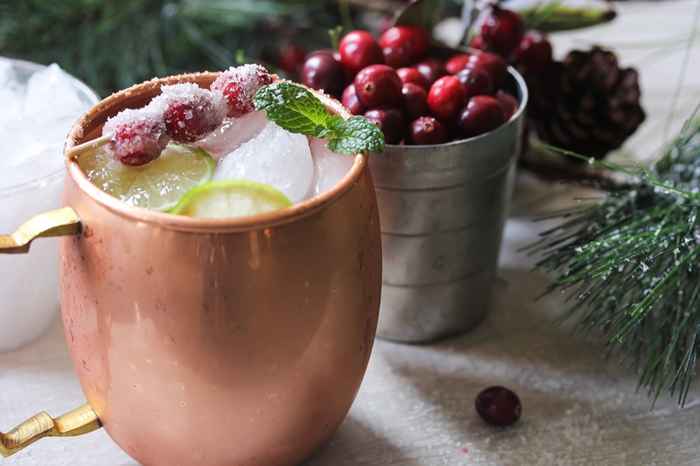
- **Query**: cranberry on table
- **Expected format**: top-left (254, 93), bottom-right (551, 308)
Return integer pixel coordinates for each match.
top-left (397, 67), bottom-right (429, 90)
top-left (514, 31), bottom-right (553, 73)
top-left (427, 75), bottom-right (466, 122)
top-left (409, 116), bottom-right (448, 145)
top-left (416, 58), bottom-right (446, 85)
top-left (341, 84), bottom-right (365, 115)
top-left (339, 30), bottom-right (384, 75)
top-left (300, 51), bottom-right (345, 97)
top-left (480, 5), bottom-right (525, 57)
top-left (364, 108), bottom-right (405, 145)
top-left (495, 90), bottom-right (519, 120)
top-left (458, 95), bottom-right (507, 138)
top-left (466, 51), bottom-right (508, 88)
top-left (456, 67), bottom-right (495, 99)
top-left (379, 25), bottom-right (430, 68)
top-left (401, 83), bottom-right (429, 119)
top-left (445, 53), bottom-right (471, 75)
top-left (354, 64), bottom-right (403, 108)
top-left (475, 386), bottom-right (522, 427)
top-left (278, 44), bottom-right (306, 75)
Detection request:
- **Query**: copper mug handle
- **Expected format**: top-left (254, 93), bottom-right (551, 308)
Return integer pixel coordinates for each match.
top-left (0, 207), bottom-right (102, 457)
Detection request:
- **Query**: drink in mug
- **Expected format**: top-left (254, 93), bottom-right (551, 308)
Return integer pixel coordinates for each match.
top-left (0, 65), bottom-right (382, 466)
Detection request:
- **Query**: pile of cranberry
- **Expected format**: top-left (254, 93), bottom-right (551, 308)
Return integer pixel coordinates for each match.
top-left (294, 4), bottom-right (552, 147)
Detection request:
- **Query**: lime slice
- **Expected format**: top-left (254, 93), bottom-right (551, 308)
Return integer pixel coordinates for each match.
top-left (170, 180), bottom-right (292, 219)
top-left (78, 143), bottom-right (215, 211)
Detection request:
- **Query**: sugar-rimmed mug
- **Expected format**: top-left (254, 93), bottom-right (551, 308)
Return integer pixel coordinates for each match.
top-left (0, 72), bottom-right (382, 466)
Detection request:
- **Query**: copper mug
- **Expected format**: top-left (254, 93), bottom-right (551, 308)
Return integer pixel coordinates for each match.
top-left (0, 73), bottom-right (382, 466)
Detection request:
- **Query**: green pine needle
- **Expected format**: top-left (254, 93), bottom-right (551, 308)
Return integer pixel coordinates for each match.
top-left (528, 108), bottom-right (700, 406)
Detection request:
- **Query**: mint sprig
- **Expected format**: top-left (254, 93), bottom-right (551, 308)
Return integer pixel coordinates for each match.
top-left (254, 82), bottom-right (385, 155)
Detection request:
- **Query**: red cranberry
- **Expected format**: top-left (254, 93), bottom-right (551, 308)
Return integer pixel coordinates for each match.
top-left (300, 51), bottom-right (346, 97)
top-left (445, 53), bottom-right (471, 75)
top-left (364, 108), bottom-right (405, 145)
top-left (278, 44), bottom-right (306, 75)
top-left (107, 111), bottom-right (169, 167)
top-left (163, 101), bottom-right (220, 143)
top-left (469, 35), bottom-right (486, 50)
top-left (409, 116), bottom-right (448, 145)
top-left (339, 30), bottom-right (384, 75)
top-left (495, 90), bottom-right (518, 120)
top-left (397, 67), bottom-right (429, 90)
top-left (514, 31), bottom-right (553, 73)
top-left (475, 386), bottom-right (521, 427)
top-left (341, 84), bottom-right (365, 115)
top-left (458, 95), bottom-right (507, 138)
top-left (211, 64), bottom-right (273, 117)
top-left (354, 64), bottom-right (403, 108)
top-left (379, 25), bottom-right (430, 68)
top-left (401, 83), bottom-right (429, 119)
top-left (456, 67), bottom-right (495, 98)
top-left (416, 58), bottom-right (446, 85)
top-left (427, 76), bottom-right (466, 122)
top-left (466, 51), bottom-right (508, 88)
top-left (480, 5), bottom-right (525, 57)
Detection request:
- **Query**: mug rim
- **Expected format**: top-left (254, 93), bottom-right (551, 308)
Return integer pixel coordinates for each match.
top-left (64, 72), bottom-right (367, 233)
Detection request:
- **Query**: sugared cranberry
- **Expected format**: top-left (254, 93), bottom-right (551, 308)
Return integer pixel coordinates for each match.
top-left (427, 76), bottom-right (466, 122)
top-left (469, 34), bottom-right (486, 50)
top-left (445, 53), bottom-right (471, 75)
top-left (339, 30), bottom-right (384, 75)
top-left (514, 31), bottom-right (553, 73)
top-left (496, 90), bottom-right (519, 120)
top-left (456, 67), bottom-right (495, 98)
top-left (416, 58), bottom-right (446, 85)
top-left (211, 64), bottom-right (273, 117)
top-left (409, 116), bottom-right (448, 145)
top-left (458, 95), bottom-right (507, 138)
top-left (480, 5), bottom-right (525, 57)
top-left (105, 109), bottom-right (169, 166)
top-left (401, 83), bottom-right (429, 119)
top-left (300, 51), bottom-right (346, 97)
top-left (341, 84), bottom-right (365, 115)
top-left (397, 67), bottom-right (429, 90)
top-left (154, 83), bottom-right (226, 143)
top-left (379, 25), bottom-right (430, 68)
top-left (475, 386), bottom-right (522, 427)
top-left (364, 108), bottom-right (404, 145)
top-left (466, 52), bottom-right (508, 88)
top-left (278, 44), bottom-right (306, 75)
top-left (354, 65), bottom-right (403, 108)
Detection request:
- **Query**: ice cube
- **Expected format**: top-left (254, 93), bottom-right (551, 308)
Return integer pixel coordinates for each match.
top-left (215, 122), bottom-right (314, 203)
top-left (23, 63), bottom-right (89, 123)
top-left (309, 138), bottom-right (355, 195)
top-left (195, 111), bottom-right (268, 159)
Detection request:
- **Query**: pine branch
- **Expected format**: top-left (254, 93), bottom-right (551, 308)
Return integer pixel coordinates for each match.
top-left (527, 109), bottom-right (700, 405)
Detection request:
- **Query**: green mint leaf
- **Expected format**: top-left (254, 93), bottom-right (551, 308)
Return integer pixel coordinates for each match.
top-left (254, 82), bottom-right (332, 138)
top-left (327, 116), bottom-right (385, 155)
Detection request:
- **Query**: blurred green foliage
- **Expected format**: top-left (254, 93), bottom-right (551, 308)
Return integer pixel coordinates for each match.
top-left (0, 0), bottom-right (343, 96)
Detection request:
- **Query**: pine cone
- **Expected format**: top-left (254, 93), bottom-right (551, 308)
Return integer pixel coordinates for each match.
top-left (527, 46), bottom-right (646, 159)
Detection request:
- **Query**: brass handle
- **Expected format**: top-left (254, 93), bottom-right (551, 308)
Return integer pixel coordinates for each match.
top-left (0, 207), bottom-right (81, 254)
top-left (0, 404), bottom-right (101, 457)
top-left (0, 206), bottom-right (98, 457)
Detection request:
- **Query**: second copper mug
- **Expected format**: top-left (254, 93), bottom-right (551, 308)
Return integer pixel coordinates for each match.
top-left (0, 73), bottom-right (382, 466)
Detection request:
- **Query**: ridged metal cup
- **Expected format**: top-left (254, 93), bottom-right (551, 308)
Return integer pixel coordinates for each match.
top-left (370, 68), bottom-right (528, 343)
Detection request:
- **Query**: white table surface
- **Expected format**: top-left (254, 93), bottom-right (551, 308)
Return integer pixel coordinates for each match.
top-left (2, 2), bottom-right (700, 465)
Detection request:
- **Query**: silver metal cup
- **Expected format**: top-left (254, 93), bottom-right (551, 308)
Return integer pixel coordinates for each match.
top-left (370, 68), bottom-right (528, 343)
